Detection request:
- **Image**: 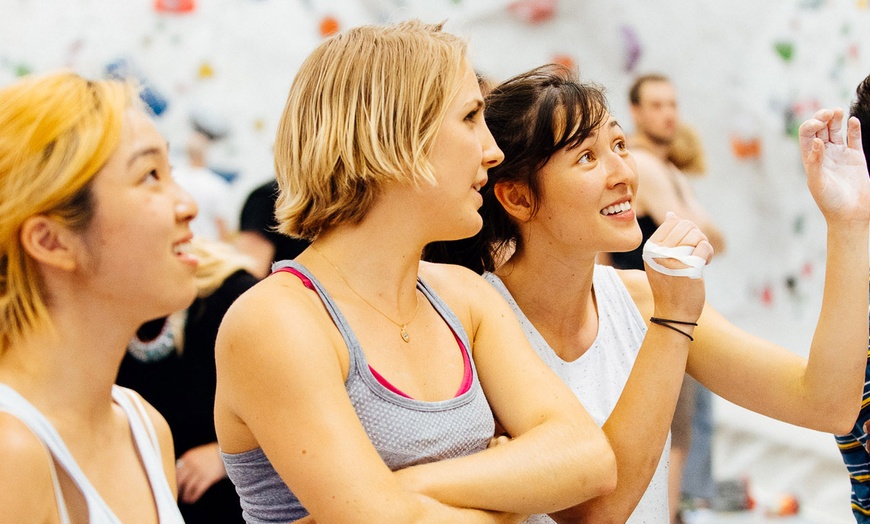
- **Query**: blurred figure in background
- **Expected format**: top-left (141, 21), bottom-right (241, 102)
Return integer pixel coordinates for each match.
top-left (172, 129), bottom-right (235, 242)
top-left (607, 75), bottom-right (724, 523)
top-left (235, 178), bottom-right (310, 279)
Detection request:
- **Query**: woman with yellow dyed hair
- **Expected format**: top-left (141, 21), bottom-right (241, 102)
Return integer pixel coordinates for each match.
top-left (0, 71), bottom-right (198, 523)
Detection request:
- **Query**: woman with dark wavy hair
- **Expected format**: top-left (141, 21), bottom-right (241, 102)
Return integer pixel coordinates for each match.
top-left (430, 64), bottom-right (870, 523)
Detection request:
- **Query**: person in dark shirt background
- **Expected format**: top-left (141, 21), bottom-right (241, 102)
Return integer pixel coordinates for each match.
top-left (235, 179), bottom-right (310, 278)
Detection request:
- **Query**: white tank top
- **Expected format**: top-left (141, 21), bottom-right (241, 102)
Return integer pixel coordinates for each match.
top-left (485, 265), bottom-right (670, 523)
top-left (0, 383), bottom-right (184, 524)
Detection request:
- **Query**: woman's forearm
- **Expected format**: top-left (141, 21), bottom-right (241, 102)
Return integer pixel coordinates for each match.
top-left (548, 324), bottom-right (691, 522)
top-left (802, 221), bottom-right (869, 432)
top-left (395, 417), bottom-right (616, 515)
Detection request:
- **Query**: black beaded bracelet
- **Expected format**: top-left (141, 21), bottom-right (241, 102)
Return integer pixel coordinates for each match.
top-left (649, 317), bottom-right (697, 341)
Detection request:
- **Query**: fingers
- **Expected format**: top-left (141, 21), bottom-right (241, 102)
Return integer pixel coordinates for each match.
top-left (799, 108), bottom-right (847, 157)
top-left (487, 435), bottom-right (511, 448)
top-left (643, 213), bottom-right (711, 279)
top-left (692, 239), bottom-right (714, 265)
top-left (177, 467), bottom-right (210, 504)
top-left (647, 212), bottom-right (682, 244)
top-left (648, 212), bottom-right (711, 257)
top-left (176, 458), bottom-right (203, 504)
top-left (176, 463), bottom-right (192, 501)
top-left (799, 108), bottom-right (834, 142)
top-left (848, 116), bottom-right (864, 152)
top-left (828, 108), bottom-right (845, 145)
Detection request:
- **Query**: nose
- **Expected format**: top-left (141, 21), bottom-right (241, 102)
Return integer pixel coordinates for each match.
top-left (174, 184), bottom-right (199, 223)
top-left (480, 124), bottom-right (504, 168)
top-left (605, 151), bottom-right (636, 188)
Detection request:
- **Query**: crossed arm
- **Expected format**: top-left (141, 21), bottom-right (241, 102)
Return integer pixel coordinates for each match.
top-left (215, 267), bottom-right (616, 524)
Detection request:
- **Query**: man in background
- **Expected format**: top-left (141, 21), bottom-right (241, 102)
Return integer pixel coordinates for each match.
top-left (618, 73), bottom-right (725, 523)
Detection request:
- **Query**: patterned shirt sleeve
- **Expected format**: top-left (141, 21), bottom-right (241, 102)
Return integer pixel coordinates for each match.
top-left (835, 277), bottom-right (870, 523)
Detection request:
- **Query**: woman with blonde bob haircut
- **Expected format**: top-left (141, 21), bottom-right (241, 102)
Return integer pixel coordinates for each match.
top-left (274, 20), bottom-right (471, 240)
top-left (0, 71), bottom-right (198, 522)
top-left (211, 20), bottom-right (707, 524)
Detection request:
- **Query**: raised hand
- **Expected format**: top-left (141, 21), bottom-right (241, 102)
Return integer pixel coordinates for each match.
top-left (642, 212), bottom-right (713, 324)
top-left (799, 108), bottom-right (870, 223)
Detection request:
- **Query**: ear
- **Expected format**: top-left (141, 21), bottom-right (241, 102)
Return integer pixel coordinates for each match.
top-left (19, 216), bottom-right (79, 272)
top-left (493, 181), bottom-right (533, 223)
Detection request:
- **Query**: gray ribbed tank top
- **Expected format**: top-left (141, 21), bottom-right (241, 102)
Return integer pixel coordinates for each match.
top-left (222, 260), bottom-right (495, 524)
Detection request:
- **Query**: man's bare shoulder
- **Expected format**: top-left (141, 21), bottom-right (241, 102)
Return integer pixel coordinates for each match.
top-left (629, 147), bottom-right (667, 172)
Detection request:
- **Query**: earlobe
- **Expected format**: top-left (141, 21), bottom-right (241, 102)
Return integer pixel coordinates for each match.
top-left (493, 182), bottom-right (533, 222)
top-left (20, 216), bottom-right (78, 272)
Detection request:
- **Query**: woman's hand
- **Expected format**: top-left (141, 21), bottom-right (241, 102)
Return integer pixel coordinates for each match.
top-left (799, 108), bottom-right (870, 224)
top-left (176, 442), bottom-right (227, 504)
top-left (642, 212), bottom-right (712, 325)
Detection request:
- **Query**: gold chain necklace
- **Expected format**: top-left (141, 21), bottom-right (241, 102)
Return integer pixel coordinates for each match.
top-left (310, 246), bottom-right (419, 343)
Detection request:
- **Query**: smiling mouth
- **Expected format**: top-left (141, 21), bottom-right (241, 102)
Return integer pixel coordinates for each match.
top-left (173, 241), bottom-right (192, 255)
top-left (601, 201), bottom-right (632, 216)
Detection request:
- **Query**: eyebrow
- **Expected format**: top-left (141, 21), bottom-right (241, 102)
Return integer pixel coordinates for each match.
top-left (466, 99), bottom-right (484, 111)
top-left (589, 119), bottom-right (623, 138)
top-left (126, 142), bottom-right (168, 168)
top-left (569, 119), bottom-right (623, 149)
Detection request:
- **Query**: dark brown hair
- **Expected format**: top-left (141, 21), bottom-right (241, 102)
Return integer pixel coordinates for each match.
top-left (628, 73), bottom-right (670, 106)
top-left (851, 73), bottom-right (870, 164)
top-left (425, 64), bottom-right (609, 273)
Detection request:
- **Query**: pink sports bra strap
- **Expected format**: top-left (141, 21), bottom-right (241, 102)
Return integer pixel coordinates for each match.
top-left (273, 265), bottom-right (473, 399)
top-left (271, 266), bottom-right (315, 290)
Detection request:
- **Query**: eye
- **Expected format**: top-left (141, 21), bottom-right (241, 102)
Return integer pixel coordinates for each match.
top-left (465, 108), bottom-right (480, 122)
top-left (578, 151), bottom-right (594, 164)
top-left (141, 167), bottom-right (165, 185)
top-left (614, 140), bottom-right (628, 153)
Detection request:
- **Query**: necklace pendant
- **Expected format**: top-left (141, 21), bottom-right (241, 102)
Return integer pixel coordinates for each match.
top-left (400, 326), bottom-right (410, 343)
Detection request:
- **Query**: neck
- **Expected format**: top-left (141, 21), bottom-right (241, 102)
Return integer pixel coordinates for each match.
top-left (0, 301), bottom-right (141, 422)
top-left (496, 245), bottom-right (600, 359)
top-left (299, 220), bottom-right (424, 319)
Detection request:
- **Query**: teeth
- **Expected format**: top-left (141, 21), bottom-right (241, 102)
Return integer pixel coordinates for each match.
top-left (601, 201), bottom-right (631, 216)
top-left (173, 242), bottom-right (192, 255)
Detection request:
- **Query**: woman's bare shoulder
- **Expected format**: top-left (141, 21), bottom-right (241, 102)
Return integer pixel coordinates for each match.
top-left (0, 412), bottom-right (56, 521)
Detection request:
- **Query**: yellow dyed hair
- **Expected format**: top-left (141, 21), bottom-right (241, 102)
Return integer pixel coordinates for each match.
top-left (0, 70), bottom-right (138, 351)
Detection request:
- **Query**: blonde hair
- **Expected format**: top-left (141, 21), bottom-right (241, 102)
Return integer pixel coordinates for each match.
top-left (0, 71), bottom-right (138, 351)
top-left (668, 122), bottom-right (707, 176)
top-left (274, 19), bottom-right (468, 239)
top-left (190, 238), bottom-right (257, 299)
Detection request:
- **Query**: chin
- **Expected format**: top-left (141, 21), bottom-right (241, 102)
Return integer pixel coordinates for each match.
top-left (443, 215), bottom-right (483, 241)
top-left (611, 234), bottom-right (643, 253)
top-left (165, 284), bottom-right (198, 315)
